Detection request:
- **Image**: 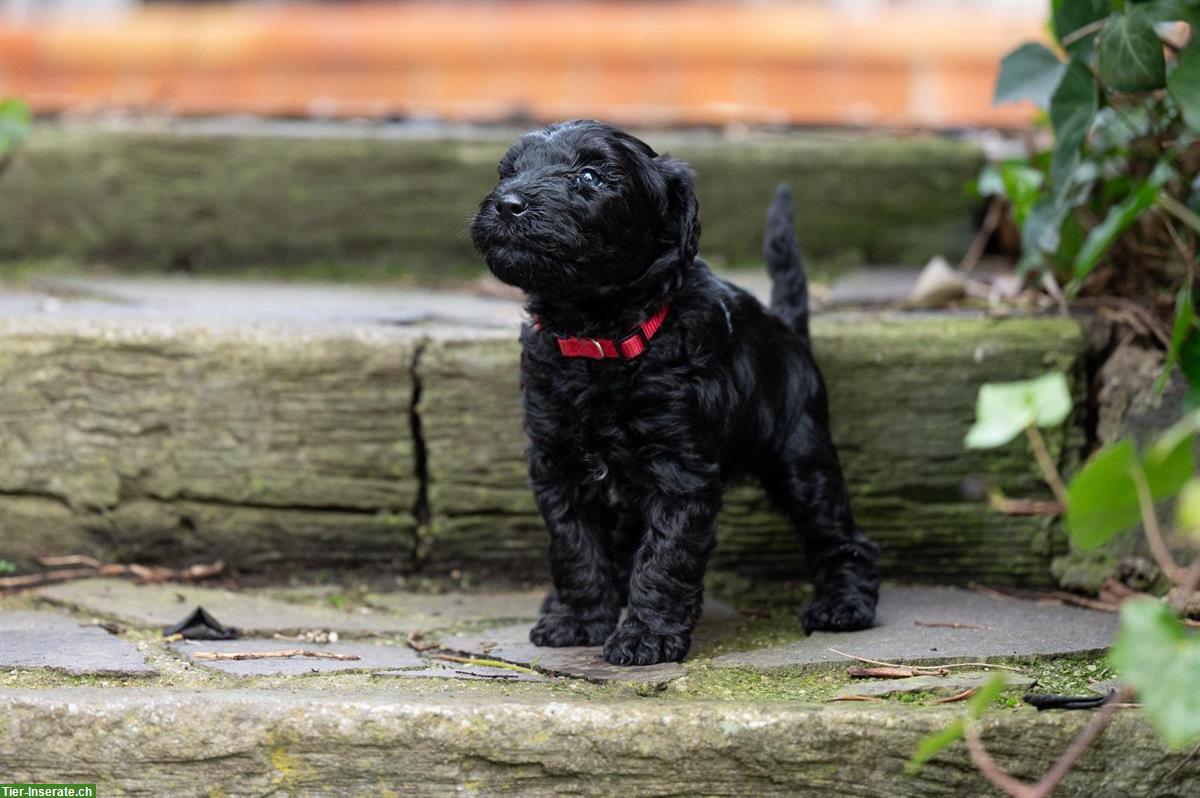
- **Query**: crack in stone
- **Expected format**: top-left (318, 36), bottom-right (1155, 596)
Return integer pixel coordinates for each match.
top-left (409, 339), bottom-right (432, 567)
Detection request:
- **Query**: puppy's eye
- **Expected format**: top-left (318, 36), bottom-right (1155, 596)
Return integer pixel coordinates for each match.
top-left (576, 168), bottom-right (602, 187)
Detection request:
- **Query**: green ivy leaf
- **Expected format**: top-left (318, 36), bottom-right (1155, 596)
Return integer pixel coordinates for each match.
top-left (1097, 7), bottom-right (1168, 92)
top-left (1178, 327), bottom-right (1200, 406)
top-left (1067, 440), bottom-right (1141, 548)
top-left (0, 98), bottom-right (31, 155)
top-left (1132, 0), bottom-right (1197, 25)
top-left (1067, 414), bottom-right (1198, 548)
top-left (967, 673), bottom-right (1008, 719)
top-left (1050, 213), bottom-right (1089, 273)
top-left (995, 43), bottom-right (1069, 109)
top-left (1052, 0), bottom-right (1111, 61)
top-left (1168, 42), bottom-right (1200, 133)
top-left (906, 718), bottom-right (965, 775)
top-left (1143, 411), bottom-right (1200, 486)
top-left (979, 161), bottom-right (1045, 228)
top-left (1156, 286), bottom-right (1198, 392)
top-left (1049, 58), bottom-right (1099, 195)
top-left (965, 372), bottom-right (1073, 449)
top-left (1109, 599), bottom-right (1200, 749)
top-left (1070, 166), bottom-right (1171, 284)
top-left (1020, 197), bottom-right (1070, 270)
top-left (1176, 477), bottom-right (1200, 540)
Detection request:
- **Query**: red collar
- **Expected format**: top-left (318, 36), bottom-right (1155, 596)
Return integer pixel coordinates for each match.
top-left (533, 302), bottom-right (669, 360)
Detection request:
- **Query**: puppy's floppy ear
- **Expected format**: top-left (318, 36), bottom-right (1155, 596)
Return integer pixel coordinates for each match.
top-left (656, 156), bottom-right (700, 265)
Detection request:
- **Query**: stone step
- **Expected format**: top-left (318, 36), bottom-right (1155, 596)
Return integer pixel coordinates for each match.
top-left (0, 581), bottom-right (1192, 796)
top-left (4, 686), bottom-right (1188, 797)
top-left (0, 124), bottom-right (983, 279)
top-left (0, 279), bottom-right (1084, 584)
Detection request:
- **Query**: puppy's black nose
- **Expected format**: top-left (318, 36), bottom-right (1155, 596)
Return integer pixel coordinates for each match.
top-left (496, 192), bottom-right (528, 221)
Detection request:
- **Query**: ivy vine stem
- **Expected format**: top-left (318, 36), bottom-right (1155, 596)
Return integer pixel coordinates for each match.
top-left (963, 685), bottom-right (1136, 798)
top-left (1158, 194), bottom-right (1200, 237)
top-left (1129, 464), bottom-right (1185, 583)
top-left (1025, 424), bottom-right (1070, 509)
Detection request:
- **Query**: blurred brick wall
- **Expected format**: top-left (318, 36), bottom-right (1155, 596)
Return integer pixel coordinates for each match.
top-left (0, 1), bottom-right (1043, 128)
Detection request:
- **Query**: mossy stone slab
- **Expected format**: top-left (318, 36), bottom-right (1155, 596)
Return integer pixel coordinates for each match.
top-left (713, 586), bottom-right (1119, 670)
top-left (37, 580), bottom-right (423, 636)
top-left (0, 317), bottom-right (420, 571)
top-left (0, 126), bottom-right (983, 278)
top-left (0, 686), bottom-right (1194, 795)
top-left (171, 638), bottom-right (422, 676)
top-left (420, 315), bottom-right (1086, 585)
top-left (0, 610), bottom-right (155, 677)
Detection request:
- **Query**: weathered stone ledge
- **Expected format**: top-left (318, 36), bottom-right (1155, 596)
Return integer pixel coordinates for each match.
top-left (0, 302), bottom-right (1084, 584)
top-left (0, 126), bottom-right (983, 278)
top-left (0, 687), bottom-right (1193, 797)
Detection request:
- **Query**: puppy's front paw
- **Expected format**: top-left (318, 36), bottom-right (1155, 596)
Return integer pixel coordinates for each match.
top-left (529, 612), bottom-right (614, 647)
top-left (802, 592), bottom-right (876, 634)
top-left (602, 619), bottom-right (690, 666)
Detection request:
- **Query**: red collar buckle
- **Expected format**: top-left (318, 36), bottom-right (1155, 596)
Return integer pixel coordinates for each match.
top-left (537, 302), bottom-right (669, 361)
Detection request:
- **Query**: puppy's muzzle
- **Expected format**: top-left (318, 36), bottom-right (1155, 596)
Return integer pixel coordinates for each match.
top-left (496, 192), bottom-right (528, 221)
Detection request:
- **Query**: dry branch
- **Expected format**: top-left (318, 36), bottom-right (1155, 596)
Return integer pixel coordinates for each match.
top-left (0, 557), bottom-right (224, 593)
top-left (847, 665), bottom-right (941, 679)
top-left (192, 649), bottom-right (360, 662)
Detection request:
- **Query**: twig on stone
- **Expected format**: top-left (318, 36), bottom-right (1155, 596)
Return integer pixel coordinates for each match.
top-left (932, 687), bottom-right (980, 705)
top-left (823, 695), bottom-right (879, 702)
top-left (432, 653), bottom-right (541, 676)
top-left (987, 495), bottom-right (1065, 516)
top-left (971, 582), bottom-right (1113, 610)
top-left (828, 648), bottom-right (1024, 674)
top-left (848, 665), bottom-right (941, 679)
top-left (193, 649), bottom-right (361, 662)
top-left (0, 566), bottom-right (123, 591)
top-left (0, 557), bottom-right (225, 594)
top-left (36, 554), bottom-right (104, 569)
top-left (454, 669), bottom-right (517, 680)
top-left (405, 629), bottom-right (440, 652)
top-left (914, 620), bottom-right (995, 631)
top-left (971, 581), bottom-right (1200, 627)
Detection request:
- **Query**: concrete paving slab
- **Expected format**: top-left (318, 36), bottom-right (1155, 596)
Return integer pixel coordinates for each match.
top-left (829, 266), bottom-right (920, 306)
top-left (438, 600), bottom-right (741, 685)
top-left (714, 586), bottom-right (1119, 670)
top-left (441, 624), bottom-right (685, 686)
top-left (35, 576), bottom-right (523, 638)
top-left (0, 610), bottom-right (155, 676)
top-left (374, 663), bottom-right (550, 682)
top-left (38, 580), bottom-right (421, 635)
top-left (24, 277), bottom-right (525, 330)
top-left (834, 671), bottom-right (1035, 699)
top-left (362, 588), bottom-right (545, 623)
top-left (170, 638), bottom-right (422, 676)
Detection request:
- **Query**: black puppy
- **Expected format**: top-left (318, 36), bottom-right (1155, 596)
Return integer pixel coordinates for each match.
top-left (471, 120), bottom-right (879, 666)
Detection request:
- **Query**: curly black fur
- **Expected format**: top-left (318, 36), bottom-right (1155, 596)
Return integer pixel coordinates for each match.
top-left (471, 120), bottom-right (879, 666)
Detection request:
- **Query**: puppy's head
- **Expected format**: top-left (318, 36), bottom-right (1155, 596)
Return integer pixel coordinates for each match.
top-left (470, 120), bottom-right (698, 300)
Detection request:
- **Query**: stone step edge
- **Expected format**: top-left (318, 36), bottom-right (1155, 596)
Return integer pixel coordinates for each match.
top-left (0, 687), bottom-right (1191, 796)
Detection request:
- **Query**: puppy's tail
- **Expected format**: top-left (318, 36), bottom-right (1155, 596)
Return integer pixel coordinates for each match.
top-left (765, 184), bottom-right (809, 340)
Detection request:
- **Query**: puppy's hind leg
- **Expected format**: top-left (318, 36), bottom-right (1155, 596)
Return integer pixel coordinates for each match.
top-left (539, 511), bottom-right (638, 613)
top-left (761, 432), bottom-right (880, 634)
